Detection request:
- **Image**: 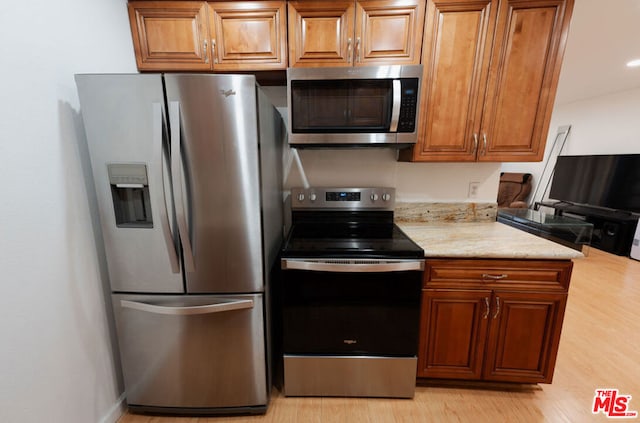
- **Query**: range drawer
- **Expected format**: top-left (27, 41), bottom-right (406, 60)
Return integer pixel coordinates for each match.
top-left (424, 259), bottom-right (572, 291)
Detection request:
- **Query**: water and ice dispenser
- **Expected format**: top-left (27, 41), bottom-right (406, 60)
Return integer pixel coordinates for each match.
top-left (108, 163), bottom-right (153, 228)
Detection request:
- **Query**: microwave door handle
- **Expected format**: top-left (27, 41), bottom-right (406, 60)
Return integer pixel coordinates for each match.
top-left (153, 102), bottom-right (180, 274)
top-left (168, 101), bottom-right (196, 273)
top-left (390, 79), bottom-right (401, 132)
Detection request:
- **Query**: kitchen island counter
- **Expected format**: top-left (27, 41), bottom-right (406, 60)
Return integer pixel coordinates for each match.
top-left (397, 222), bottom-right (584, 260)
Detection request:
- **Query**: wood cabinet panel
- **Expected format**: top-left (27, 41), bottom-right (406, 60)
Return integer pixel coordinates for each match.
top-left (355, 0), bottom-right (425, 66)
top-left (288, 0), bottom-right (424, 67)
top-left (418, 290), bottom-right (490, 379)
top-left (402, 0), bottom-right (573, 162)
top-left (409, 0), bottom-right (496, 161)
top-left (418, 259), bottom-right (572, 383)
top-left (484, 291), bottom-right (567, 383)
top-left (208, 1), bottom-right (287, 70)
top-left (425, 259), bottom-right (573, 290)
top-left (288, 1), bottom-right (355, 67)
top-left (128, 1), bottom-right (211, 71)
top-left (479, 0), bottom-right (573, 161)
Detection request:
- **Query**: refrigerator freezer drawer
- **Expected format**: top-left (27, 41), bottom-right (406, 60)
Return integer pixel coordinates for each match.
top-left (113, 293), bottom-right (268, 412)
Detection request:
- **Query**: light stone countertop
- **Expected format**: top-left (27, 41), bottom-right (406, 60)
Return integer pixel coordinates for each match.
top-left (397, 222), bottom-right (584, 260)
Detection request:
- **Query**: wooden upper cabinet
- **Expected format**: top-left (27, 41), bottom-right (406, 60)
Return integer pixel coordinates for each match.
top-left (403, 0), bottom-right (574, 162)
top-left (479, 0), bottom-right (574, 161)
top-left (128, 1), bottom-right (286, 71)
top-left (288, 1), bottom-right (355, 67)
top-left (208, 1), bottom-right (287, 70)
top-left (406, 0), bottom-right (497, 162)
top-left (288, 0), bottom-right (425, 67)
top-left (355, 0), bottom-right (425, 66)
top-left (128, 1), bottom-right (212, 71)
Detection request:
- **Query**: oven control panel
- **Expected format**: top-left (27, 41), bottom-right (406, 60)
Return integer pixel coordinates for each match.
top-left (291, 187), bottom-right (395, 210)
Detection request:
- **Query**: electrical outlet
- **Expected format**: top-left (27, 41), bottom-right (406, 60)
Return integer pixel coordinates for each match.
top-left (468, 182), bottom-right (480, 199)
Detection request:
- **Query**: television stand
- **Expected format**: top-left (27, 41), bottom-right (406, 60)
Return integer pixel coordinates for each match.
top-left (534, 201), bottom-right (639, 256)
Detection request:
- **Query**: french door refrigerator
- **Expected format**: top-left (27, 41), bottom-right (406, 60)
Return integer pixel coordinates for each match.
top-left (75, 74), bottom-right (284, 415)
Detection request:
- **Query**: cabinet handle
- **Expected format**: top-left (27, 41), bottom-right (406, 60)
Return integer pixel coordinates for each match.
top-left (203, 39), bottom-right (209, 64)
top-left (481, 133), bottom-right (487, 155)
top-left (212, 39), bottom-right (218, 64)
top-left (482, 273), bottom-right (508, 280)
top-left (493, 296), bottom-right (501, 319)
top-left (356, 37), bottom-right (361, 63)
top-left (482, 297), bottom-right (490, 319)
top-left (347, 38), bottom-right (353, 63)
top-left (473, 133), bottom-right (479, 155)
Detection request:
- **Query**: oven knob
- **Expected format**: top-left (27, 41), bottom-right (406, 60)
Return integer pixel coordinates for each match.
top-left (370, 194), bottom-right (379, 201)
top-left (309, 193), bottom-right (317, 202)
top-left (297, 193), bottom-right (305, 202)
top-left (382, 193), bottom-right (392, 201)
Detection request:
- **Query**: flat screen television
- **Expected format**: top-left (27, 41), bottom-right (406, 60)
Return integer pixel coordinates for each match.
top-left (549, 154), bottom-right (640, 213)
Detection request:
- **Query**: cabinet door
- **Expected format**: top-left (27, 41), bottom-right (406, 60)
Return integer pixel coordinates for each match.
top-left (418, 289), bottom-right (491, 379)
top-left (208, 1), bottom-right (287, 71)
top-left (354, 0), bottom-right (425, 66)
top-left (403, 0), bottom-right (497, 162)
top-left (483, 291), bottom-right (568, 383)
top-left (288, 1), bottom-right (355, 67)
top-left (478, 0), bottom-right (574, 162)
top-left (128, 1), bottom-right (212, 71)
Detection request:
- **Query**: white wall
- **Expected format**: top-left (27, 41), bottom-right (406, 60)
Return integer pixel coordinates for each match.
top-left (502, 87), bottom-right (640, 203)
top-left (285, 149), bottom-right (501, 202)
top-left (0, 1), bottom-right (136, 422)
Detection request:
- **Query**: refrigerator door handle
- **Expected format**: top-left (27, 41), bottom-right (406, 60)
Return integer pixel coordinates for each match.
top-left (153, 102), bottom-right (180, 274)
top-left (120, 299), bottom-right (254, 315)
top-left (168, 101), bottom-right (196, 272)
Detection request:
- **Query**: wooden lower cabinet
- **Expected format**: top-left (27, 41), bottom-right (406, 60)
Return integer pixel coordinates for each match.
top-left (483, 290), bottom-right (567, 383)
top-left (418, 290), bottom-right (490, 379)
top-left (418, 259), bottom-right (572, 383)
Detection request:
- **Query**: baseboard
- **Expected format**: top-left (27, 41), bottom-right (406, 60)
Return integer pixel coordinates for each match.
top-left (100, 393), bottom-right (127, 423)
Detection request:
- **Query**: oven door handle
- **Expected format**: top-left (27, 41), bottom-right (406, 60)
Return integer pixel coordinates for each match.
top-left (281, 259), bottom-right (424, 272)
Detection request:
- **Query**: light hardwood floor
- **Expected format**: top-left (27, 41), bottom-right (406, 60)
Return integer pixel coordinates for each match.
top-left (118, 248), bottom-right (640, 422)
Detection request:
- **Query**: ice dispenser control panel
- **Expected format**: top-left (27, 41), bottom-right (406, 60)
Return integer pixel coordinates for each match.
top-left (108, 163), bottom-right (153, 228)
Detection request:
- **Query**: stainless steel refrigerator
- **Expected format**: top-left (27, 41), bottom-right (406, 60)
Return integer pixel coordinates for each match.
top-left (75, 74), bottom-right (284, 415)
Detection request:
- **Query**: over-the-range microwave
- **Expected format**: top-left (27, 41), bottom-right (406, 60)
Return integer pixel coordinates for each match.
top-left (286, 65), bottom-right (422, 147)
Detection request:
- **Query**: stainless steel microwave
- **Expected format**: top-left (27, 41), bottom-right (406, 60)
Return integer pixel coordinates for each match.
top-left (287, 65), bottom-right (422, 147)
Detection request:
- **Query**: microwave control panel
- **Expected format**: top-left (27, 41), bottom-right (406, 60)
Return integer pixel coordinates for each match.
top-left (398, 79), bottom-right (419, 133)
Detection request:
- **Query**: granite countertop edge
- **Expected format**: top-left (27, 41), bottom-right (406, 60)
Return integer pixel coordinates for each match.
top-left (397, 221), bottom-right (584, 260)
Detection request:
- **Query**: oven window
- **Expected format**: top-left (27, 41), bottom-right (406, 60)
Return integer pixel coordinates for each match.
top-left (291, 79), bottom-right (393, 133)
top-left (281, 270), bottom-right (421, 356)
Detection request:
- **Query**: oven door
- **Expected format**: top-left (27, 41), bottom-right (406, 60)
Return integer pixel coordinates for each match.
top-left (280, 259), bottom-right (423, 356)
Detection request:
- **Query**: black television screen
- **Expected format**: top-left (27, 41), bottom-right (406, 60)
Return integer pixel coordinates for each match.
top-left (549, 154), bottom-right (640, 213)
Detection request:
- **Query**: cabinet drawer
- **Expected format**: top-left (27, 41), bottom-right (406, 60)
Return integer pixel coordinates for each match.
top-left (424, 259), bottom-right (572, 291)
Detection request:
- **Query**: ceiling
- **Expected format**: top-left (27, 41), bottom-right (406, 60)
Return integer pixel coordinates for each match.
top-left (553, 0), bottom-right (640, 105)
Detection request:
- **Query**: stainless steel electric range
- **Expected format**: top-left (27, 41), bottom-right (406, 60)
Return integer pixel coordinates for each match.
top-left (280, 187), bottom-right (424, 398)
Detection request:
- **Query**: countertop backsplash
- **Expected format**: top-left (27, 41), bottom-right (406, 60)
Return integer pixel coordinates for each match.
top-left (394, 202), bottom-right (498, 223)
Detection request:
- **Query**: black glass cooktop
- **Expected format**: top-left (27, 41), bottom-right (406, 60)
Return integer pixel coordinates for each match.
top-left (282, 218), bottom-right (424, 259)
